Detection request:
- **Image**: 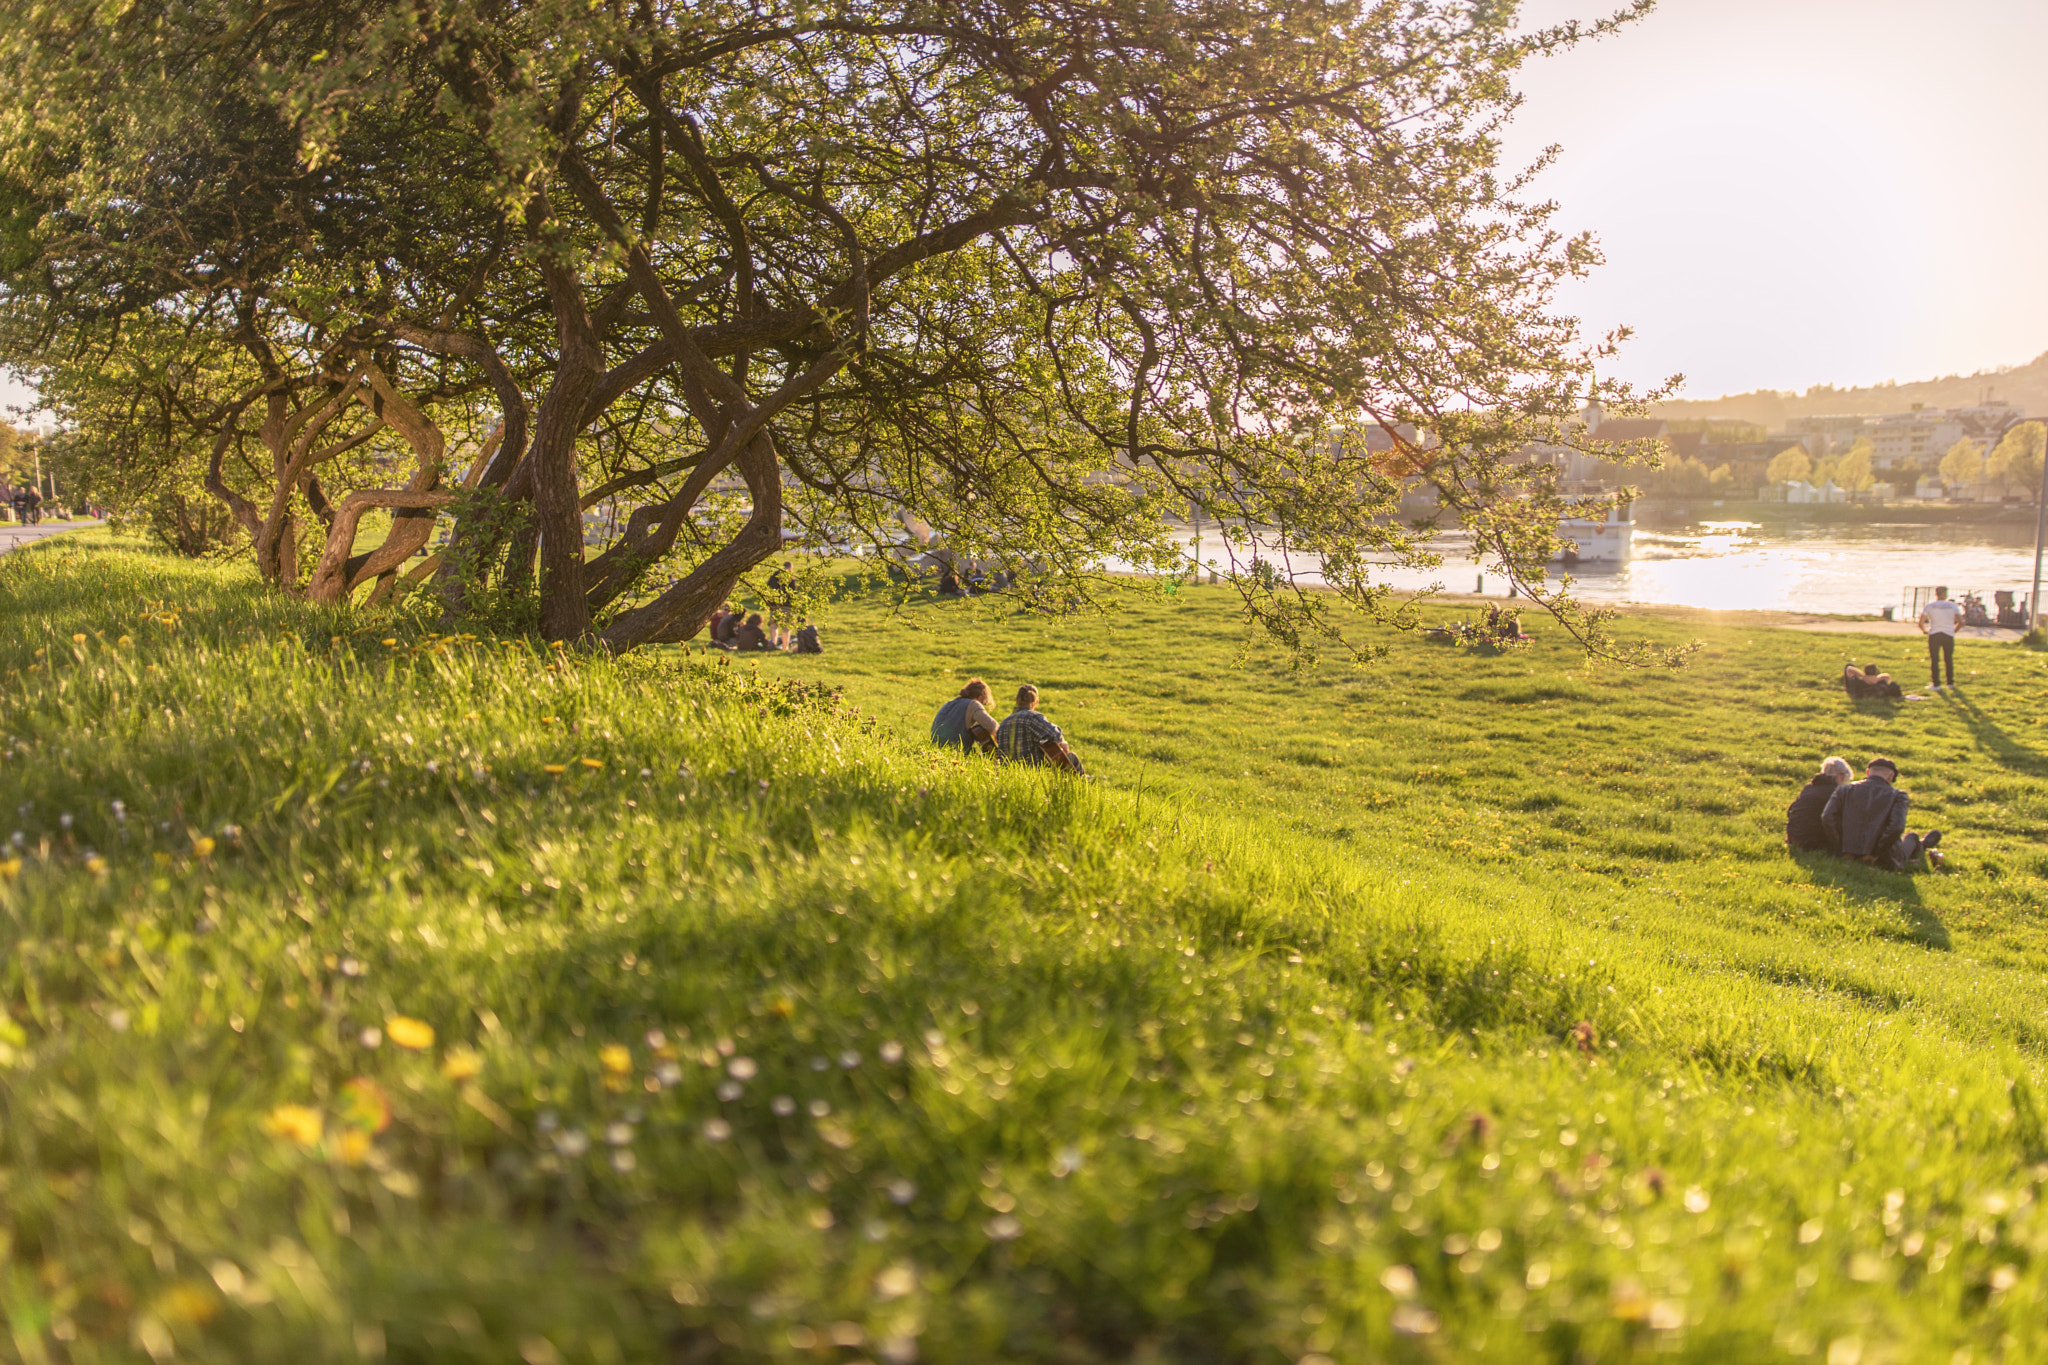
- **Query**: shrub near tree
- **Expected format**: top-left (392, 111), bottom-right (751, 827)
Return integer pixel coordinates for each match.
top-left (0, 0), bottom-right (1685, 664)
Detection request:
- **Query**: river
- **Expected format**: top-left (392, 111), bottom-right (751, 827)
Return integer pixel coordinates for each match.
top-left (1167, 516), bottom-right (2046, 618)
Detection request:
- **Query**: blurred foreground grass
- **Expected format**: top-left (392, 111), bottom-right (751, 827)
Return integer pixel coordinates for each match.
top-left (1, 535), bottom-right (2046, 1363)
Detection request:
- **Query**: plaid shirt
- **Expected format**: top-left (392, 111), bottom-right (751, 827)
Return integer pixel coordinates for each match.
top-left (996, 708), bottom-right (1064, 764)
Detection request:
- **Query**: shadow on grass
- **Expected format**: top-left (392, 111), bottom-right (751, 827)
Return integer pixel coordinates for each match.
top-left (1788, 850), bottom-right (1949, 950)
top-left (1941, 686), bottom-right (2047, 777)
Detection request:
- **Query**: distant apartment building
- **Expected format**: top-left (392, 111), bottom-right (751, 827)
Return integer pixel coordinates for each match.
top-left (1867, 403), bottom-right (2023, 471)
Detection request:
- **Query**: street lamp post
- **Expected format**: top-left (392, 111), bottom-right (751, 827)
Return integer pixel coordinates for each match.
top-left (2032, 442), bottom-right (2048, 635)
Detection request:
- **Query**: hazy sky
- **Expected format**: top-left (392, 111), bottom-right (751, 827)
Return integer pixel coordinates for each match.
top-left (6, 0), bottom-right (2045, 418)
top-left (1504, 0), bottom-right (2048, 402)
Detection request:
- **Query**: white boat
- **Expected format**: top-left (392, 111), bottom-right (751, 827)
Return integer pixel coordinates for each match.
top-left (1555, 500), bottom-right (1633, 564)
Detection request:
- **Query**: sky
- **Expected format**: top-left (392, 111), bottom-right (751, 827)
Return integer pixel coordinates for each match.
top-left (1502, 0), bottom-right (2048, 402)
top-left (6, 1), bottom-right (2046, 419)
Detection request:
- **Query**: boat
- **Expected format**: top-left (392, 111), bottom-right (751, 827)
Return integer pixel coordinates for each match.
top-left (1554, 499), bottom-right (1633, 564)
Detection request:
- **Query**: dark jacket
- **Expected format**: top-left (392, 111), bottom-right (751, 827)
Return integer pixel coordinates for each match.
top-left (1823, 776), bottom-right (1909, 858)
top-left (1785, 777), bottom-right (1839, 851)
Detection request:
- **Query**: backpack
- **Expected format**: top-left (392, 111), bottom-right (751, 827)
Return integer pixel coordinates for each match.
top-left (795, 624), bottom-right (822, 654)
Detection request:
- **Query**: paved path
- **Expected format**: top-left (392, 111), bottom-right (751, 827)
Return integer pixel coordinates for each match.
top-left (1777, 617), bottom-right (2026, 642)
top-left (0, 521), bottom-right (87, 554)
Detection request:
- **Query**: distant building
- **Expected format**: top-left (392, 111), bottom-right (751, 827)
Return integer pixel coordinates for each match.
top-left (1868, 403), bottom-right (2023, 471)
top-left (1784, 415), bottom-right (1873, 456)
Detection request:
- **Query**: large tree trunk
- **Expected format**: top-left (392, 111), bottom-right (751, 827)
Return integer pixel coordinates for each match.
top-left (530, 249), bottom-right (604, 642)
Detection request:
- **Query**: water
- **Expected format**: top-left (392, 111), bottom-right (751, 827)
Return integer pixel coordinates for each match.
top-left (1166, 517), bottom-right (2046, 617)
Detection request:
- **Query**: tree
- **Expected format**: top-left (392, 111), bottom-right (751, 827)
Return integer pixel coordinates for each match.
top-left (1766, 445), bottom-right (1811, 485)
top-left (1833, 439), bottom-right (1875, 493)
top-left (1939, 439), bottom-right (1984, 496)
top-left (5, 0), bottom-right (1679, 664)
top-left (1986, 421), bottom-right (2045, 498)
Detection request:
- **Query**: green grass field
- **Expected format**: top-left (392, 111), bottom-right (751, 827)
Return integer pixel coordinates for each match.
top-left (3, 534), bottom-right (2046, 1364)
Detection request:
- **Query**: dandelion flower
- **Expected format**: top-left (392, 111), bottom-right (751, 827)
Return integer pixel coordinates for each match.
top-left (337, 1128), bottom-right (374, 1166)
top-left (381, 638), bottom-right (398, 647)
top-left (543, 764), bottom-right (567, 776)
top-left (71, 633), bottom-right (86, 645)
top-left (440, 1045), bottom-right (484, 1081)
top-left (600, 1044), bottom-right (632, 1074)
top-left (386, 1016), bottom-right (435, 1050)
top-left (264, 1104), bottom-right (324, 1147)
top-left (192, 836), bottom-right (217, 858)
top-left (0, 858), bottom-right (21, 880)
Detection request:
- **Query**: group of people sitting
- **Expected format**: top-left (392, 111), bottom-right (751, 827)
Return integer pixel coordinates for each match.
top-left (705, 604), bottom-right (820, 654)
top-left (930, 678), bottom-right (1085, 773)
top-left (1785, 755), bottom-right (1943, 871)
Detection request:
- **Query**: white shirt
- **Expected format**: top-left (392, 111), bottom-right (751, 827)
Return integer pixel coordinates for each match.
top-left (1921, 599), bottom-right (1964, 635)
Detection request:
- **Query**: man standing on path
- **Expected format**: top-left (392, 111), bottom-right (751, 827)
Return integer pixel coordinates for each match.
top-left (1918, 586), bottom-right (1964, 690)
top-left (1822, 757), bottom-right (1943, 871)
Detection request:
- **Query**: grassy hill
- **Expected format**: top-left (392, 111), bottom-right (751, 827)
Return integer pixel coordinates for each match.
top-left (3, 536), bottom-right (2047, 1363)
top-left (1652, 351), bottom-right (2048, 428)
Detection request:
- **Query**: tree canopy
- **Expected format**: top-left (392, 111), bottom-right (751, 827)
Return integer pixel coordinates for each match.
top-left (0, 0), bottom-right (1669, 661)
top-left (1939, 438), bottom-right (1984, 493)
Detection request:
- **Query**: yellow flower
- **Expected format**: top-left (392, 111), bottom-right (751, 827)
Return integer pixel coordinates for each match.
top-left (465, 712), bottom-right (480, 721)
top-left (191, 836), bottom-right (216, 858)
top-left (0, 858), bottom-right (20, 880)
top-left (337, 1128), bottom-right (374, 1166)
top-left (264, 1104), bottom-right (324, 1147)
top-left (71, 633), bottom-right (86, 645)
top-left (440, 1045), bottom-right (484, 1081)
top-left (153, 1280), bottom-right (221, 1326)
top-left (540, 716), bottom-right (558, 725)
top-left (579, 757), bottom-right (603, 769)
top-left (338, 1076), bottom-right (393, 1133)
top-left (385, 1016), bottom-right (435, 1050)
top-left (381, 637), bottom-right (398, 647)
top-left (84, 855), bottom-right (108, 877)
top-left (118, 635), bottom-right (132, 646)
top-left (543, 764), bottom-right (567, 775)
top-left (600, 1044), bottom-right (632, 1075)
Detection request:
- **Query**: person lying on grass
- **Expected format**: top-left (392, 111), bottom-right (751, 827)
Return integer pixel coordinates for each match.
top-left (1841, 662), bottom-right (1903, 700)
top-left (1786, 755), bottom-right (1852, 853)
top-left (930, 678), bottom-right (999, 754)
top-left (1822, 756), bottom-right (1944, 871)
top-left (996, 684), bottom-right (1085, 774)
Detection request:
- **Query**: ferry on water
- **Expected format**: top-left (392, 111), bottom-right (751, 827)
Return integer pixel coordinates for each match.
top-left (1555, 499), bottom-right (1633, 564)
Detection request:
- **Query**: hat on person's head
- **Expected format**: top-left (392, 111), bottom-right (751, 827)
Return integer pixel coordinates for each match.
top-left (1867, 756), bottom-right (1898, 775)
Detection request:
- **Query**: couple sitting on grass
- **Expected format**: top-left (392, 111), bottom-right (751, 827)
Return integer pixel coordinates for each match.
top-left (930, 679), bottom-right (1086, 774)
top-left (1786, 755), bottom-right (1944, 871)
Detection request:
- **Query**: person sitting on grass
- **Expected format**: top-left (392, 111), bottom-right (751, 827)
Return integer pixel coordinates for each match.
top-left (1822, 756), bottom-right (1944, 871)
top-left (1841, 662), bottom-right (1902, 700)
top-left (930, 678), bottom-right (1000, 754)
top-left (996, 684), bottom-right (1085, 773)
top-left (733, 613), bottom-right (776, 652)
top-left (1786, 755), bottom-right (1853, 853)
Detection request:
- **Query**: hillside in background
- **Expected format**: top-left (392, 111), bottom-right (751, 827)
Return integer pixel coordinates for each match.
top-left (1654, 351), bottom-right (2048, 427)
